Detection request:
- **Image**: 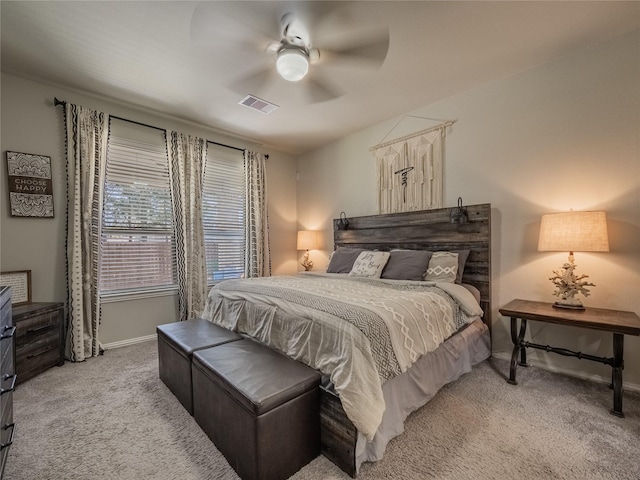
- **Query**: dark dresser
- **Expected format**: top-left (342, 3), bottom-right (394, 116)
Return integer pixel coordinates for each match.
top-left (12, 302), bottom-right (65, 384)
top-left (0, 286), bottom-right (16, 477)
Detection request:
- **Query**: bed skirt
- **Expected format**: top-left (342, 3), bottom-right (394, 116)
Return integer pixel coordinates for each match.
top-left (354, 318), bottom-right (491, 472)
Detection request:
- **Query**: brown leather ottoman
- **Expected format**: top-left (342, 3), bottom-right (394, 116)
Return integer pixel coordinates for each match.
top-left (192, 339), bottom-right (321, 480)
top-left (157, 319), bottom-right (241, 415)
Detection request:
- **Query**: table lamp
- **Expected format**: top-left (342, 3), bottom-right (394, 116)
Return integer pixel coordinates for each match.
top-left (297, 230), bottom-right (318, 271)
top-left (537, 210), bottom-right (609, 310)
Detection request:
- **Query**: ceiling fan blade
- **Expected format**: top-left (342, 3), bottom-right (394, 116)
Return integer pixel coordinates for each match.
top-left (227, 65), bottom-right (278, 97)
top-left (190, 2), bottom-right (278, 52)
top-left (300, 74), bottom-right (344, 104)
top-left (319, 29), bottom-right (390, 69)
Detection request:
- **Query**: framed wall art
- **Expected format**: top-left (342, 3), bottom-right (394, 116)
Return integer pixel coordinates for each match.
top-left (6, 151), bottom-right (54, 218)
top-left (0, 270), bottom-right (32, 306)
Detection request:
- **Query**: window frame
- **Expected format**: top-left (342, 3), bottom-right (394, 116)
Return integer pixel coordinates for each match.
top-left (99, 120), bottom-right (178, 300)
top-left (202, 144), bottom-right (246, 286)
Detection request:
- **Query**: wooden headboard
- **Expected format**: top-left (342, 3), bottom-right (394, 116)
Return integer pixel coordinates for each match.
top-left (333, 203), bottom-right (492, 326)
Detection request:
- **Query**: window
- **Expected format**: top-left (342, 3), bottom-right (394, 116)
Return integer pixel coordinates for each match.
top-left (202, 145), bottom-right (245, 283)
top-left (100, 119), bottom-right (176, 295)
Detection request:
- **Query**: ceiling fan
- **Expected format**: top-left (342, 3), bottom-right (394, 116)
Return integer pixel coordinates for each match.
top-left (190, 2), bottom-right (390, 104)
top-left (267, 13), bottom-right (319, 82)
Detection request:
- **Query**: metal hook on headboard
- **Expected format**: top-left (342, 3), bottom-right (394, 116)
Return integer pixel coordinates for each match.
top-left (450, 197), bottom-right (469, 224)
top-left (337, 212), bottom-right (349, 230)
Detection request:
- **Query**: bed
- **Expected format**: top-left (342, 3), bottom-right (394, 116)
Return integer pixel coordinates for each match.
top-left (202, 203), bottom-right (492, 476)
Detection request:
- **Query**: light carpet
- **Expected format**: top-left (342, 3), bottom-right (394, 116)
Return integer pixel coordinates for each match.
top-left (5, 340), bottom-right (639, 480)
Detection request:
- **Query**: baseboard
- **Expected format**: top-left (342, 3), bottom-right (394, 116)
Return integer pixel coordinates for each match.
top-left (102, 334), bottom-right (157, 350)
top-left (100, 339), bottom-right (640, 393)
top-left (492, 351), bottom-right (640, 393)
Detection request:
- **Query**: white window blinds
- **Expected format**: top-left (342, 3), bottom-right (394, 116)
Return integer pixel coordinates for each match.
top-left (100, 120), bottom-right (176, 294)
top-left (202, 145), bottom-right (245, 282)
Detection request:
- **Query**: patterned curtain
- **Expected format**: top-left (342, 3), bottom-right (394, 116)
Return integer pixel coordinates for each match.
top-left (373, 126), bottom-right (445, 214)
top-left (167, 131), bottom-right (207, 321)
top-left (65, 104), bottom-right (109, 361)
top-left (244, 150), bottom-right (271, 277)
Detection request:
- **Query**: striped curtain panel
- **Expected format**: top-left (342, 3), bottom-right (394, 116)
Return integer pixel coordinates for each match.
top-left (167, 131), bottom-right (208, 321)
top-left (65, 103), bottom-right (109, 361)
top-left (243, 151), bottom-right (271, 278)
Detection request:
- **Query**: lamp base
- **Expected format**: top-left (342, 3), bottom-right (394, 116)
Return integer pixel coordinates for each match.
top-left (548, 253), bottom-right (594, 313)
top-left (552, 302), bottom-right (585, 311)
top-left (301, 251), bottom-right (314, 272)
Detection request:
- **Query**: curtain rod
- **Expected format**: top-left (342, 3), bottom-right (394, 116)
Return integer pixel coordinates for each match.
top-left (54, 97), bottom-right (251, 155)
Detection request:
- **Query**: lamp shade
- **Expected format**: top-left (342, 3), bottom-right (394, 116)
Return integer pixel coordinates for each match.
top-left (297, 230), bottom-right (318, 251)
top-left (276, 49), bottom-right (309, 82)
top-left (538, 211), bottom-right (609, 253)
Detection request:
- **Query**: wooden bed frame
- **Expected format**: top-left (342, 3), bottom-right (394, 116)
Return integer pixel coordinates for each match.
top-left (320, 203), bottom-right (492, 476)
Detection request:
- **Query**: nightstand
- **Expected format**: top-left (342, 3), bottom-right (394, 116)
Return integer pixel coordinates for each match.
top-left (12, 302), bottom-right (65, 384)
top-left (499, 299), bottom-right (640, 417)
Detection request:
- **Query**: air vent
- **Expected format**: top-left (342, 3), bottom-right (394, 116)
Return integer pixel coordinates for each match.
top-left (239, 95), bottom-right (279, 114)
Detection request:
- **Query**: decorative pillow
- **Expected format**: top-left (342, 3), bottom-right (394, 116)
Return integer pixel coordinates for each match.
top-left (424, 252), bottom-right (458, 283)
top-left (349, 251), bottom-right (390, 278)
top-left (381, 250), bottom-right (432, 281)
top-left (326, 248), bottom-right (364, 274)
top-left (450, 249), bottom-right (470, 284)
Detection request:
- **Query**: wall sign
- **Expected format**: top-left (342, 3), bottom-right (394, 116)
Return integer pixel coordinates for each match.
top-left (6, 151), bottom-right (54, 217)
top-left (0, 270), bottom-right (32, 305)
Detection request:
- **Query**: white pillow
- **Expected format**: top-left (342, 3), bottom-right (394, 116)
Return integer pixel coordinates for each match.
top-left (425, 252), bottom-right (458, 283)
top-left (349, 251), bottom-right (390, 278)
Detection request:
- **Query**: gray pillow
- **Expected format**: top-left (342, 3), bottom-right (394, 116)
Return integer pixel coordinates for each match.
top-left (326, 248), bottom-right (364, 273)
top-left (450, 249), bottom-right (471, 283)
top-left (381, 250), bottom-right (432, 281)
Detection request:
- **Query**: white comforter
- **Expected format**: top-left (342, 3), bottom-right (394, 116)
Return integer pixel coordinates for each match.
top-left (202, 273), bottom-right (482, 440)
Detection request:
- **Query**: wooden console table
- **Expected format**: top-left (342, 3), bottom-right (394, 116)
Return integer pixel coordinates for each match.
top-left (499, 299), bottom-right (640, 417)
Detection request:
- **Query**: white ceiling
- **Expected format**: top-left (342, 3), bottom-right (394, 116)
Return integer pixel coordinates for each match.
top-left (2, 1), bottom-right (639, 155)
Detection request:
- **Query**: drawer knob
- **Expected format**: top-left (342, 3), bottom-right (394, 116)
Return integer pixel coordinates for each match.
top-left (0, 423), bottom-right (16, 450)
top-left (0, 374), bottom-right (17, 395)
top-left (0, 326), bottom-right (16, 340)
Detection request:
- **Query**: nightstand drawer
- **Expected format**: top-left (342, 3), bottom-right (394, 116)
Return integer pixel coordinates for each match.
top-left (15, 311), bottom-right (59, 346)
top-left (16, 333), bottom-right (61, 384)
top-left (13, 302), bottom-right (65, 384)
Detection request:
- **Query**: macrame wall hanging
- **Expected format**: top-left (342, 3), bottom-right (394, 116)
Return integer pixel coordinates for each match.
top-left (371, 119), bottom-right (453, 214)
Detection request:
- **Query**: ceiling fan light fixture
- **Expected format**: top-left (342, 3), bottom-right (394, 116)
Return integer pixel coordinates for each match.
top-left (276, 48), bottom-right (309, 82)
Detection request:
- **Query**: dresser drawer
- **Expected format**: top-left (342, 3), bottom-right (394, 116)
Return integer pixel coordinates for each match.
top-left (0, 286), bottom-right (13, 476)
top-left (0, 326), bottom-right (16, 373)
top-left (0, 392), bottom-right (14, 452)
top-left (1, 348), bottom-right (14, 383)
top-left (0, 373), bottom-right (16, 412)
top-left (0, 299), bottom-right (10, 329)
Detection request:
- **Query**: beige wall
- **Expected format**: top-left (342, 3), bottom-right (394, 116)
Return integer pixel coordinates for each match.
top-left (296, 31), bottom-right (640, 389)
top-left (0, 73), bottom-right (298, 345)
top-left (2, 29), bottom-right (638, 389)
